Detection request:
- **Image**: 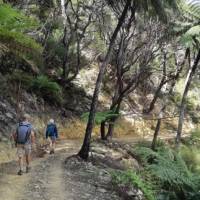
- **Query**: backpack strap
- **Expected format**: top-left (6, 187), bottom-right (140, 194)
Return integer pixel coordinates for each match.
top-left (24, 126), bottom-right (31, 143)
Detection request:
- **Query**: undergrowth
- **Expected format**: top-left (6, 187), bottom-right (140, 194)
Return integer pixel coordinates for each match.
top-left (133, 145), bottom-right (200, 200)
top-left (8, 72), bottom-right (63, 105)
top-left (31, 75), bottom-right (63, 105)
top-left (112, 170), bottom-right (155, 200)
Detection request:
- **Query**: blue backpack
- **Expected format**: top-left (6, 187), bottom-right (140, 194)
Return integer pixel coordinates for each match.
top-left (16, 123), bottom-right (32, 144)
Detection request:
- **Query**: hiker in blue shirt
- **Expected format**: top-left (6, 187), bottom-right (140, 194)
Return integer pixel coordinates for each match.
top-left (46, 119), bottom-right (58, 154)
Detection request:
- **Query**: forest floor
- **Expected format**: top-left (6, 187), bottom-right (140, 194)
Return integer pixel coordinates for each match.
top-left (0, 139), bottom-right (122, 200)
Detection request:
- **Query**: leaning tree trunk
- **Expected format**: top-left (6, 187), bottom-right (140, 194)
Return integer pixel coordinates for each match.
top-left (150, 55), bottom-right (167, 150)
top-left (78, 0), bottom-right (131, 160)
top-left (151, 107), bottom-right (165, 150)
top-left (176, 49), bottom-right (200, 146)
top-left (145, 52), bottom-right (167, 113)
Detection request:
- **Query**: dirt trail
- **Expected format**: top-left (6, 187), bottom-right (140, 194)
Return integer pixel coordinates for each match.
top-left (0, 140), bottom-right (80, 200)
top-left (0, 139), bottom-right (122, 200)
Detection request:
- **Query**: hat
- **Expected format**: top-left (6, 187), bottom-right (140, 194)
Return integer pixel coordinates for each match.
top-left (49, 119), bottom-right (54, 124)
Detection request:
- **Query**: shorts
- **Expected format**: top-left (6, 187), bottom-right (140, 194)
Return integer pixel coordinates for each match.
top-left (49, 136), bottom-right (56, 142)
top-left (17, 144), bottom-right (32, 158)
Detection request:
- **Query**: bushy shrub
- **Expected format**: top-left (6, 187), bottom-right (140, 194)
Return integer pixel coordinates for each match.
top-left (31, 75), bottom-right (63, 105)
top-left (6, 73), bottom-right (63, 105)
top-left (7, 71), bottom-right (34, 89)
top-left (180, 144), bottom-right (200, 173)
top-left (190, 128), bottom-right (200, 146)
top-left (112, 170), bottom-right (155, 200)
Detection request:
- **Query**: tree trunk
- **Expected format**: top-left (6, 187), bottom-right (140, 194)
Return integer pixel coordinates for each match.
top-left (106, 122), bottom-right (115, 140)
top-left (151, 118), bottom-right (162, 151)
top-left (151, 106), bottom-right (166, 150)
top-left (146, 78), bottom-right (165, 113)
top-left (78, 0), bottom-right (131, 160)
top-left (61, 0), bottom-right (67, 24)
top-left (100, 121), bottom-right (106, 140)
top-left (62, 46), bottom-right (69, 79)
top-left (176, 49), bottom-right (200, 146)
top-left (105, 100), bottom-right (122, 139)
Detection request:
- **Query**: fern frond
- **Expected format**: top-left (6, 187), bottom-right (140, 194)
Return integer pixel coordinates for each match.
top-left (0, 3), bottom-right (42, 59)
top-left (81, 110), bottom-right (120, 125)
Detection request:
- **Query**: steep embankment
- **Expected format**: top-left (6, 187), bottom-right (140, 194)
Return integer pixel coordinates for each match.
top-left (0, 73), bottom-right (92, 140)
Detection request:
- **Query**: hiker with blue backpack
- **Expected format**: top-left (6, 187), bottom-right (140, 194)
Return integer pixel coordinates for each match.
top-left (13, 114), bottom-right (35, 175)
top-left (46, 119), bottom-right (58, 154)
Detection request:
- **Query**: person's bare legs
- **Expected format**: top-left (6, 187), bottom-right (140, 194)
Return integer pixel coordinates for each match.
top-left (50, 138), bottom-right (56, 154)
top-left (52, 140), bottom-right (56, 153)
top-left (25, 145), bottom-right (32, 173)
top-left (18, 156), bottom-right (23, 170)
top-left (26, 154), bottom-right (30, 166)
top-left (17, 147), bottom-right (24, 175)
top-left (18, 155), bottom-right (23, 175)
top-left (25, 154), bottom-right (31, 172)
top-left (49, 138), bottom-right (53, 153)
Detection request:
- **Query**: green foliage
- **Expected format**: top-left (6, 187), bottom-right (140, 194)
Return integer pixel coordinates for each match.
top-left (81, 110), bottom-right (119, 125)
top-left (171, 91), bottom-right (198, 122)
top-left (0, 4), bottom-right (38, 31)
top-left (6, 72), bottom-right (63, 105)
top-left (89, 31), bottom-right (107, 53)
top-left (134, 145), bottom-right (200, 199)
top-left (0, 3), bottom-right (42, 57)
top-left (31, 76), bottom-right (63, 105)
top-left (176, 0), bottom-right (200, 49)
top-left (179, 144), bottom-right (200, 173)
top-left (112, 170), bottom-right (155, 200)
top-left (7, 71), bottom-right (34, 89)
top-left (181, 25), bottom-right (200, 48)
top-left (190, 128), bottom-right (200, 145)
top-left (182, 128), bottom-right (200, 147)
top-left (178, 0), bottom-right (200, 21)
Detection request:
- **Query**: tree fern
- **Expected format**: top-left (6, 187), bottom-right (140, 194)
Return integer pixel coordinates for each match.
top-left (106, 0), bottom-right (178, 23)
top-left (31, 75), bottom-right (63, 104)
top-left (134, 146), bottom-right (200, 199)
top-left (0, 3), bottom-right (42, 58)
top-left (175, 0), bottom-right (200, 48)
top-left (179, 0), bottom-right (200, 20)
top-left (81, 110), bottom-right (119, 125)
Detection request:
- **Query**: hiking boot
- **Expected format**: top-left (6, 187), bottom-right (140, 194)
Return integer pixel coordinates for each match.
top-left (26, 166), bottom-right (31, 173)
top-left (17, 170), bottom-right (23, 176)
top-left (50, 150), bottom-right (55, 154)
